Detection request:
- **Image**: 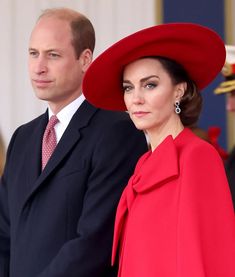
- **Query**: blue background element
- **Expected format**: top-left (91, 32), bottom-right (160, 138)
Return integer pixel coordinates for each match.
top-left (163, 0), bottom-right (227, 149)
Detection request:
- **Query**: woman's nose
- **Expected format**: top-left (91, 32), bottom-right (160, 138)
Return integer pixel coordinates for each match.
top-left (132, 89), bottom-right (144, 104)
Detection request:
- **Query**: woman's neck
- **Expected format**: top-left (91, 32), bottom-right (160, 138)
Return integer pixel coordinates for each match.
top-left (147, 118), bottom-right (184, 151)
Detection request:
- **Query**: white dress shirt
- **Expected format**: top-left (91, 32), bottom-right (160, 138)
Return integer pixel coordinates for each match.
top-left (48, 94), bottom-right (85, 143)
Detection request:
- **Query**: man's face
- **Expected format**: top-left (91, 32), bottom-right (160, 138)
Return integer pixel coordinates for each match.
top-left (28, 17), bottom-right (90, 113)
top-left (226, 90), bottom-right (235, 112)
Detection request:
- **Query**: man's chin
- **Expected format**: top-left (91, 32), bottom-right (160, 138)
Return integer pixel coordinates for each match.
top-left (34, 89), bottom-right (51, 101)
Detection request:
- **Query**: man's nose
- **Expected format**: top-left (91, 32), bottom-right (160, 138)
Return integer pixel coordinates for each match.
top-left (34, 57), bottom-right (48, 74)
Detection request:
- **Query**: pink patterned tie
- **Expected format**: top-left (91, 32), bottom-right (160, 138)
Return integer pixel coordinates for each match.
top-left (41, 115), bottom-right (59, 170)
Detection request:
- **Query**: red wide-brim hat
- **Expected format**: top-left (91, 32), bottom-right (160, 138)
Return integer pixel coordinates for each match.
top-left (83, 23), bottom-right (225, 111)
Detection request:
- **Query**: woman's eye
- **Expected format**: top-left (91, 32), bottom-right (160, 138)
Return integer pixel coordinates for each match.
top-left (122, 85), bottom-right (133, 93)
top-left (145, 83), bottom-right (157, 89)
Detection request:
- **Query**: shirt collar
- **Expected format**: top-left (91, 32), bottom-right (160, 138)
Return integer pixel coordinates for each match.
top-left (48, 94), bottom-right (85, 125)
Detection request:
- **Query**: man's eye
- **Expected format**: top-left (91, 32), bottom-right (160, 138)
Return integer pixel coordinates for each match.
top-left (49, 53), bottom-right (60, 58)
top-left (29, 51), bottom-right (38, 57)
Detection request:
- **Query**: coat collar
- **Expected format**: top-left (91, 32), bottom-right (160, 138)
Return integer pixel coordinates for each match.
top-left (132, 134), bottom-right (179, 193)
top-left (40, 101), bottom-right (97, 175)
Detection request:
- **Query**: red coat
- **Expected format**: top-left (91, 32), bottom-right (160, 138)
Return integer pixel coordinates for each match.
top-left (112, 128), bottom-right (235, 277)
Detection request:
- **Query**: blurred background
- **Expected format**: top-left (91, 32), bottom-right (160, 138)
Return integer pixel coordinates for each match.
top-left (0, 0), bottom-right (234, 159)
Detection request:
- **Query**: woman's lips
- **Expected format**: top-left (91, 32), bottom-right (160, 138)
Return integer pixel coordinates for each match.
top-left (132, 111), bottom-right (149, 118)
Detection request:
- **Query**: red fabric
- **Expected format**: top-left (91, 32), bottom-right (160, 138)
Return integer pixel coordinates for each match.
top-left (207, 126), bottom-right (228, 161)
top-left (41, 115), bottom-right (59, 170)
top-left (112, 128), bottom-right (235, 277)
top-left (231, 63), bottom-right (235, 74)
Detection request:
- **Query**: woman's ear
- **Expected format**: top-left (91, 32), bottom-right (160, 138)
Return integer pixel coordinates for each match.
top-left (175, 82), bottom-right (187, 100)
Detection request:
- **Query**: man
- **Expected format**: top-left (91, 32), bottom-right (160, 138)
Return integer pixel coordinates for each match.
top-left (214, 44), bottom-right (235, 208)
top-left (0, 8), bottom-right (147, 277)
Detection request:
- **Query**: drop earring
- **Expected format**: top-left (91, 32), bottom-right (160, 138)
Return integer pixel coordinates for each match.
top-left (174, 100), bottom-right (181, 114)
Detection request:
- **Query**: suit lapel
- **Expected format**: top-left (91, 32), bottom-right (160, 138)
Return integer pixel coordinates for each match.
top-left (26, 112), bottom-right (48, 188)
top-left (21, 101), bottom-right (98, 210)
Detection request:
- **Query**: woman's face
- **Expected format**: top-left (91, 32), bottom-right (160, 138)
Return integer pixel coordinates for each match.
top-left (123, 58), bottom-right (183, 134)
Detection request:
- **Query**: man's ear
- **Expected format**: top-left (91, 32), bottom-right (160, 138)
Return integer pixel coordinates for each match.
top-left (79, 49), bottom-right (93, 73)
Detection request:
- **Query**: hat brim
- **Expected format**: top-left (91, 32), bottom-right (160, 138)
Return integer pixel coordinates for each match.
top-left (83, 23), bottom-right (225, 111)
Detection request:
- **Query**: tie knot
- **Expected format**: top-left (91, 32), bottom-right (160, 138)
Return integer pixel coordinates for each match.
top-left (47, 115), bottom-right (59, 130)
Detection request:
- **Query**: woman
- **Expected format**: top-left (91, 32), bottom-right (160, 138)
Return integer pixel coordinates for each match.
top-left (83, 23), bottom-right (235, 277)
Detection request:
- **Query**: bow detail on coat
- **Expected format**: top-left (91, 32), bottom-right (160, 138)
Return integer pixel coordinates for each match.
top-left (112, 135), bottom-right (180, 264)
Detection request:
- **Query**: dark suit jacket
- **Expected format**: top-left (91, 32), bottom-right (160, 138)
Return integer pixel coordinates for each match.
top-left (225, 146), bottom-right (235, 209)
top-left (0, 101), bottom-right (147, 277)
